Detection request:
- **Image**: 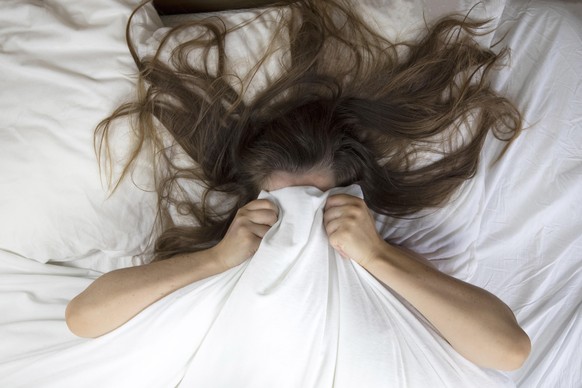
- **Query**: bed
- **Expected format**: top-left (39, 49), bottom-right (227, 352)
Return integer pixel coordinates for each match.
top-left (0, 0), bottom-right (580, 386)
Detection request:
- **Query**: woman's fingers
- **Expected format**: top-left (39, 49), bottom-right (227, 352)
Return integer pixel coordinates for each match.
top-left (244, 199), bottom-right (279, 213)
top-left (324, 194), bottom-right (362, 211)
top-left (228, 201), bottom-right (277, 237)
top-left (247, 222), bottom-right (272, 239)
top-left (244, 209), bottom-right (279, 227)
top-left (323, 194), bottom-right (385, 266)
top-left (324, 195), bottom-right (368, 225)
top-left (214, 199), bottom-right (279, 268)
top-left (324, 217), bottom-right (348, 238)
top-left (239, 199), bottom-right (279, 226)
top-left (323, 203), bottom-right (358, 226)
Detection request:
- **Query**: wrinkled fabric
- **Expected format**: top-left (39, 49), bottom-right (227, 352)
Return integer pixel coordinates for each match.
top-left (0, 185), bottom-right (512, 387)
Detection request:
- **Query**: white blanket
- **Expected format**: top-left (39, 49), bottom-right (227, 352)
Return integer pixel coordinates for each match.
top-left (0, 185), bottom-right (512, 387)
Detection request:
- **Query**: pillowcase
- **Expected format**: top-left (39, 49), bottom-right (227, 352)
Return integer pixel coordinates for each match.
top-left (0, 0), bottom-right (163, 269)
top-left (357, 0), bottom-right (506, 45)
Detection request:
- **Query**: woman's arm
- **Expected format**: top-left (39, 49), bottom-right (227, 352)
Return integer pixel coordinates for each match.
top-left (66, 248), bottom-right (225, 338)
top-left (66, 199), bottom-right (278, 338)
top-left (323, 194), bottom-right (531, 371)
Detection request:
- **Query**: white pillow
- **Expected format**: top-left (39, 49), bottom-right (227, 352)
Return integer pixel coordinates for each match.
top-left (0, 0), bottom-right (163, 269)
top-left (355, 0), bottom-right (507, 46)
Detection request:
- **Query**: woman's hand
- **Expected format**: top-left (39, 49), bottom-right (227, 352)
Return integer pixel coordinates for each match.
top-left (323, 194), bottom-right (386, 267)
top-left (213, 199), bottom-right (279, 269)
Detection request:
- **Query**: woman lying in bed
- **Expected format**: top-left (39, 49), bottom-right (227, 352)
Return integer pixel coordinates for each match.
top-left (66, 0), bottom-right (530, 373)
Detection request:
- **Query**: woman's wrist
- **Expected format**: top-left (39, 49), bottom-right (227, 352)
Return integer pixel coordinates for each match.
top-left (189, 245), bottom-right (232, 275)
top-left (360, 240), bottom-right (399, 272)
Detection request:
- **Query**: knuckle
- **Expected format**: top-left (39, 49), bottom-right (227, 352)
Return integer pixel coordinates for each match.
top-left (331, 227), bottom-right (345, 240)
top-left (342, 216), bottom-right (357, 228)
top-left (236, 208), bottom-right (248, 219)
top-left (241, 232), bottom-right (255, 245)
top-left (329, 235), bottom-right (339, 247)
top-left (269, 213), bottom-right (278, 224)
top-left (232, 215), bottom-right (246, 228)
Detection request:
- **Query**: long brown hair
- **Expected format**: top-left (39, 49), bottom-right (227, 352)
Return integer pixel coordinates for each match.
top-left (96, 0), bottom-right (521, 261)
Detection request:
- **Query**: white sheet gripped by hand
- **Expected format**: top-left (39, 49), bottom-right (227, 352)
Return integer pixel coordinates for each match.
top-left (0, 185), bottom-right (512, 388)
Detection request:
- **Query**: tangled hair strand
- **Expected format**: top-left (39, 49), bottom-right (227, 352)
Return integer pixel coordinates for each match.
top-left (96, 0), bottom-right (522, 261)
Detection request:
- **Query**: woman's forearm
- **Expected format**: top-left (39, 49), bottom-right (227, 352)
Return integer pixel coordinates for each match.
top-left (363, 243), bottom-right (531, 371)
top-left (65, 248), bottom-right (227, 338)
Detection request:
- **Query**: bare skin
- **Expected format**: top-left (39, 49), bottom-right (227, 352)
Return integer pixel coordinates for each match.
top-left (66, 169), bottom-right (530, 371)
top-left (323, 194), bottom-right (531, 371)
top-left (65, 198), bottom-right (279, 338)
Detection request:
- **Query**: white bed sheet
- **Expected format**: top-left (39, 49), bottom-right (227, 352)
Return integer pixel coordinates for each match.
top-left (0, 0), bottom-right (581, 387)
top-left (475, 1), bottom-right (582, 385)
top-left (0, 186), bottom-right (514, 388)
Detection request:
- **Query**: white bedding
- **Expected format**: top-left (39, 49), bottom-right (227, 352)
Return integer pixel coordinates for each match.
top-left (0, 0), bottom-right (581, 387)
top-left (0, 185), bottom-right (513, 387)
